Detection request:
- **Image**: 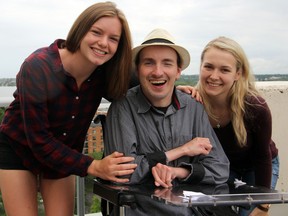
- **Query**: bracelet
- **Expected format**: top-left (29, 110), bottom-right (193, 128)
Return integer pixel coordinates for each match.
top-left (257, 204), bottom-right (271, 212)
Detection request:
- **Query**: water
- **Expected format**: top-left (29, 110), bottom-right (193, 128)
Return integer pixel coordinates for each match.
top-left (0, 86), bottom-right (110, 110)
top-left (0, 86), bottom-right (16, 97)
top-left (0, 87), bottom-right (16, 106)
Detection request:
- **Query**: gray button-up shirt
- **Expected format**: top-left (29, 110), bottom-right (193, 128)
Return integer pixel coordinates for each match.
top-left (104, 86), bottom-right (229, 215)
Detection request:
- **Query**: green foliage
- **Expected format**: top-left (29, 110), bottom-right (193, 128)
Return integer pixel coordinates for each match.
top-left (90, 151), bottom-right (103, 160)
top-left (90, 195), bottom-right (101, 213)
top-left (0, 193), bottom-right (5, 216)
top-left (1, 74), bottom-right (288, 88)
top-left (0, 78), bottom-right (16, 86)
top-left (255, 74), bottom-right (288, 81)
top-left (84, 151), bottom-right (104, 213)
top-left (0, 107), bottom-right (5, 123)
top-left (176, 75), bottom-right (199, 87)
top-left (175, 74), bottom-right (288, 86)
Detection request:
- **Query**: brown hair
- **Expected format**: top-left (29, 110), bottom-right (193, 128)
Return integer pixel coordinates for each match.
top-left (64, 1), bottom-right (132, 99)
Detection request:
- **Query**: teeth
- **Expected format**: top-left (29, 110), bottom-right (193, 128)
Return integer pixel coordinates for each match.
top-left (209, 82), bottom-right (220, 87)
top-left (93, 48), bottom-right (106, 55)
top-left (151, 80), bottom-right (165, 85)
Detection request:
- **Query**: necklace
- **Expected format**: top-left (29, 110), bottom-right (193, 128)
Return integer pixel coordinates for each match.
top-left (210, 117), bottom-right (221, 129)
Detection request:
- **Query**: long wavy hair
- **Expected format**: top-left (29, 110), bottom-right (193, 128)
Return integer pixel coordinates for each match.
top-left (63, 1), bottom-right (132, 99)
top-left (197, 37), bottom-right (261, 147)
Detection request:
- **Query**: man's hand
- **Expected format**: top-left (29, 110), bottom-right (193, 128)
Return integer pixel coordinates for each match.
top-left (165, 137), bottom-right (212, 163)
top-left (181, 137), bottom-right (212, 157)
top-left (152, 163), bottom-right (189, 188)
top-left (87, 151), bottom-right (137, 183)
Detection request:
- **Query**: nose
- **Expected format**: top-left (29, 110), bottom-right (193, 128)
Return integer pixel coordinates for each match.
top-left (98, 36), bottom-right (108, 47)
top-left (209, 69), bottom-right (219, 80)
top-left (151, 64), bottom-right (164, 77)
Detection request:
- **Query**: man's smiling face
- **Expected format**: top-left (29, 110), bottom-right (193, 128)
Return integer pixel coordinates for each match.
top-left (137, 45), bottom-right (181, 107)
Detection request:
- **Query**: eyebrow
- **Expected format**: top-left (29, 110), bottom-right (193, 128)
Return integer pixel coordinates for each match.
top-left (204, 62), bottom-right (233, 68)
top-left (90, 26), bottom-right (121, 38)
top-left (142, 57), bottom-right (175, 62)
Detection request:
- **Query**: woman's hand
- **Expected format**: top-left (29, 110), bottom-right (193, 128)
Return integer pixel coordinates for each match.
top-left (176, 85), bottom-right (203, 103)
top-left (87, 151), bottom-right (137, 183)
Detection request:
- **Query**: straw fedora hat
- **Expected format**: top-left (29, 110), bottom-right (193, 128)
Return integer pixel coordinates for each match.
top-left (132, 28), bottom-right (190, 70)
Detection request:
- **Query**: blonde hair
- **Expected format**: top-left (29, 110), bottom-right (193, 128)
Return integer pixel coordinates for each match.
top-left (64, 1), bottom-right (132, 99)
top-left (197, 37), bottom-right (260, 147)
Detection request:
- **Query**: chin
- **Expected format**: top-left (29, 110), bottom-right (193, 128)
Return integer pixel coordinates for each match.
top-left (205, 89), bottom-right (219, 96)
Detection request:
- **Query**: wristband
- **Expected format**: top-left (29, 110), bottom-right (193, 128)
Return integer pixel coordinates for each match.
top-left (257, 204), bottom-right (271, 212)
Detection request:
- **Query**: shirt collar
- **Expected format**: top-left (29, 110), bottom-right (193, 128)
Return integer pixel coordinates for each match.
top-left (49, 39), bottom-right (65, 73)
top-left (135, 86), bottom-right (184, 114)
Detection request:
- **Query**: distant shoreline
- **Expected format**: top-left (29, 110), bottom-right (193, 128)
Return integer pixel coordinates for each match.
top-left (1, 81), bottom-right (288, 97)
top-left (1, 74), bottom-right (288, 87)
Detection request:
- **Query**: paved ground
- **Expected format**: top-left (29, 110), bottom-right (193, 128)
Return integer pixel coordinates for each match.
top-left (270, 204), bottom-right (288, 216)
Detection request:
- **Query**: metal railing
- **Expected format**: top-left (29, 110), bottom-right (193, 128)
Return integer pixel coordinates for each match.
top-left (76, 177), bottom-right (86, 216)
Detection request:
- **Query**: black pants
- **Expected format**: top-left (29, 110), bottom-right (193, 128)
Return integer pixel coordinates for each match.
top-left (0, 132), bottom-right (27, 170)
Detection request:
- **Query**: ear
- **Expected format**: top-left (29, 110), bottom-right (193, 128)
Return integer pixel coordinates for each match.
top-left (234, 68), bottom-right (242, 81)
top-left (134, 65), bottom-right (139, 78)
top-left (175, 67), bottom-right (182, 80)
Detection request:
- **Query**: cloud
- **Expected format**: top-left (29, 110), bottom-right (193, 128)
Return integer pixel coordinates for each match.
top-left (0, 0), bottom-right (287, 78)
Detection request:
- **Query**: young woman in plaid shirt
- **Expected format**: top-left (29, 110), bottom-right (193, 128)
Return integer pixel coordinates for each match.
top-left (0, 2), bottom-right (137, 215)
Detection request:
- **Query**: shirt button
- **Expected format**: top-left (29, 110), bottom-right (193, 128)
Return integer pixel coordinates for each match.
top-left (75, 96), bottom-right (79, 100)
top-left (63, 132), bottom-right (67, 136)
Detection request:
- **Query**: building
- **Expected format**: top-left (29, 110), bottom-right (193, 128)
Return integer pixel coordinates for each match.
top-left (84, 112), bottom-right (107, 154)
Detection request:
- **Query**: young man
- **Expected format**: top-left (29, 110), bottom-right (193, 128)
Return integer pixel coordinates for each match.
top-left (104, 28), bottom-right (229, 216)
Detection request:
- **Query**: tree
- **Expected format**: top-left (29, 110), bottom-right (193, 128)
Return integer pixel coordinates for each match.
top-left (0, 107), bottom-right (5, 123)
top-left (0, 192), bottom-right (5, 215)
top-left (84, 152), bottom-right (104, 213)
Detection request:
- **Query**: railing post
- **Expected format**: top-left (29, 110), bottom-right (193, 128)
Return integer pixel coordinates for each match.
top-left (76, 176), bottom-right (85, 216)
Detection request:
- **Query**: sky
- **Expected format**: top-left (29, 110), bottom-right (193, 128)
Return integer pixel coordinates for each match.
top-left (0, 0), bottom-right (288, 78)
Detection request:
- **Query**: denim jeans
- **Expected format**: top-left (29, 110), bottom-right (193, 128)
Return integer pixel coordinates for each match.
top-left (230, 155), bottom-right (280, 216)
top-left (271, 155), bottom-right (280, 190)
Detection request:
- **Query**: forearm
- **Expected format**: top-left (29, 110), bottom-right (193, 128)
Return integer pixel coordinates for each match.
top-left (173, 166), bottom-right (190, 180)
top-left (165, 144), bottom-right (187, 162)
top-left (165, 137), bottom-right (212, 163)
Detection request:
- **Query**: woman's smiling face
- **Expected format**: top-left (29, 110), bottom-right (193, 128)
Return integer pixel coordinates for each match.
top-left (79, 16), bottom-right (122, 67)
top-left (200, 47), bottom-right (240, 99)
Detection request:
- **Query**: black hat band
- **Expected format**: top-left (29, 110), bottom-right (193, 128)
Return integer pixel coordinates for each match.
top-left (142, 38), bottom-right (174, 45)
